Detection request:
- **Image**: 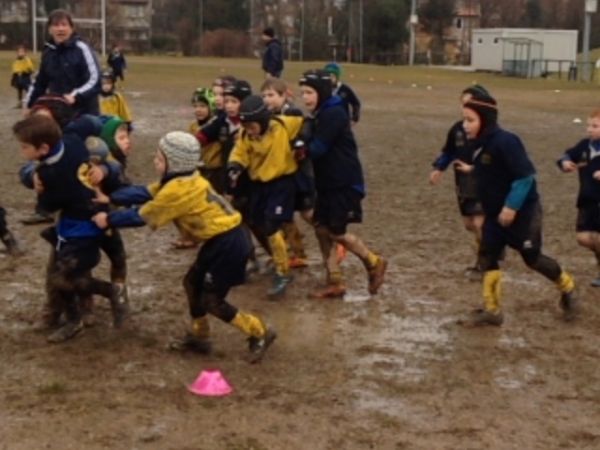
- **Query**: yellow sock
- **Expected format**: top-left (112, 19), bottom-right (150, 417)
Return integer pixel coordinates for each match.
top-left (483, 270), bottom-right (502, 314)
top-left (556, 271), bottom-right (575, 293)
top-left (268, 230), bottom-right (289, 276)
top-left (365, 251), bottom-right (379, 270)
top-left (230, 311), bottom-right (266, 338)
top-left (328, 270), bottom-right (344, 285)
top-left (191, 316), bottom-right (210, 339)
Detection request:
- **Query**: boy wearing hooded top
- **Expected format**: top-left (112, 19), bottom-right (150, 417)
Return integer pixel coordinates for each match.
top-left (92, 131), bottom-right (276, 363)
top-left (298, 69), bottom-right (387, 299)
top-left (14, 115), bottom-right (128, 343)
top-left (459, 91), bottom-right (578, 326)
top-left (99, 70), bottom-right (132, 126)
top-left (323, 63), bottom-right (361, 125)
top-left (557, 109), bottom-right (600, 287)
top-left (228, 95), bottom-right (303, 298)
top-left (26, 9), bottom-right (101, 116)
top-left (430, 85), bottom-right (488, 279)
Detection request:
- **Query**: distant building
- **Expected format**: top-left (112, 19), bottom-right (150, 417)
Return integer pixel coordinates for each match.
top-left (108, 0), bottom-right (152, 52)
top-left (0, 0), bottom-right (152, 52)
top-left (472, 28), bottom-right (578, 77)
top-left (415, 0), bottom-right (482, 65)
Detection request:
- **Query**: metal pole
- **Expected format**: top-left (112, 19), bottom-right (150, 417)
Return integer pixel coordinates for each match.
top-left (199, 0), bottom-right (203, 55)
top-left (583, 9), bottom-right (591, 82)
top-left (32, 0), bottom-right (37, 54)
top-left (359, 0), bottom-right (363, 63)
top-left (300, 0), bottom-right (304, 61)
top-left (101, 0), bottom-right (106, 57)
top-left (409, 0), bottom-right (417, 65)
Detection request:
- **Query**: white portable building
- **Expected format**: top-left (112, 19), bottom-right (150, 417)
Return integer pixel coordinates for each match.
top-left (471, 28), bottom-right (578, 77)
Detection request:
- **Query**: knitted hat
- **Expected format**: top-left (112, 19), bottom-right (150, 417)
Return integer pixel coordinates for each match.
top-left (462, 84), bottom-right (489, 98)
top-left (463, 91), bottom-right (498, 137)
top-left (223, 80), bottom-right (252, 102)
top-left (324, 62), bottom-right (341, 79)
top-left (31, 95), bottom-right (75, 129)
top-left (158, 131), bottom-right (200, 174)
top-left (191, 87), bottom-right (216, 113)
top-left (100, 116), bottom-right (126, 151)
top-left (85, 136), bottom-right (109, 162)
top-left (240, 95), bottom-right (271, 132)
top-left (299, 69), bottom-right (332, 108)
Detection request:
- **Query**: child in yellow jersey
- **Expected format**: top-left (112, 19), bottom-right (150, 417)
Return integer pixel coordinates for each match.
top-left (99, 70), bottom-right (132, 126)
top-left (92, 131), bottom-right (276, 362)
top-left (11, 45), bottom-right (34, 108)
top-left (228, 95), bottom-right (303, 299)
top-left (188, 87), bottom-right (224, 192)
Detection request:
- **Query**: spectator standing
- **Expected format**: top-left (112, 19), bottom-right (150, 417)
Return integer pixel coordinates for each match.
top-left (261, 27), bottom-right (283, 79)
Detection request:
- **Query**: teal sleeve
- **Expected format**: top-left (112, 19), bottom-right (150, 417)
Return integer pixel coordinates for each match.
top-left (505, 175), bottom-right (534, 210)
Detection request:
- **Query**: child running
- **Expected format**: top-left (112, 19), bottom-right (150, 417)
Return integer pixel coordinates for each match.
top-left (429, 85), bottom-right (489, 279)
top-left (92, 131), bottom-right (276, 362)
top-left (14, 115), bottom-right (128, 342)
top-left (261, 78), bottom-right (312, 268)
top-left (228, 95), bottom-right (302, 298)
top-left (459, 90), bottom-right (578, 325)
top-left (557, 108), bottom-right (600, 286)
top-left (298, 69), bottom-right (387, 298)
top-left (11, 45), bottom-right (34, 109)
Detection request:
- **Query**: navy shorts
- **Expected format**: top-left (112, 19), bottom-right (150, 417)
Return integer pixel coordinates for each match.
top-left (576, 204), bottom-right (600, 232)
top-left (481, 201), bottom-right (543, 255)
top-left (294, 170), bottom-right (316, 212)
top-left (313, 187), bottom-right (363, 235)
top-left (249, 175), bottom-right (296, 232)
top-left (55, 237), bottom-right (102, 278)
top-left (189, 226), bottom-right (251, 299)
top-left (457, 197), bottom-right (483, 217)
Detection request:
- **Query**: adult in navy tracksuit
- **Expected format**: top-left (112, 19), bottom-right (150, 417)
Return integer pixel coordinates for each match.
top-left (26, 9), bottom-right (101, 116)
top-left (13, 115), bottom-right (126, 343)
top-left (298, 69), bottom-right (386, 299)
top-left (261, 27), bottom-right (284, 78)
top-left (459, 92), bottom-right (577, 326)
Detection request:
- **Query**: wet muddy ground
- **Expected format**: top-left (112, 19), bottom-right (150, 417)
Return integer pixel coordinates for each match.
top-left (1, 55), bottom-right (600, 449)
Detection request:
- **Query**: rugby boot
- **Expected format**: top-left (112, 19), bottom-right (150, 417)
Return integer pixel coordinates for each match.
top-left (310, 283), bottom-right (346, 299)
top-left (247, 326), bottom-right (277, 364)
top-left (267, 273), bottom-right (293, 300)
top-left (21, 211), bottom-right (54, 225)
top-left (288, 256), bottom-right (308, 269)
top-left (168, 316), bottom-right (212, 354)
top-left (1, 231), bottom-right (23, 256)
top-left (556, 272), bottom-right (578, 321)
top-left (464, 308), bottom-right (504, 327)
top-left (367, 257), bottom-right (387, 295)
top-left (46, 320), bottom-right (83, 343)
